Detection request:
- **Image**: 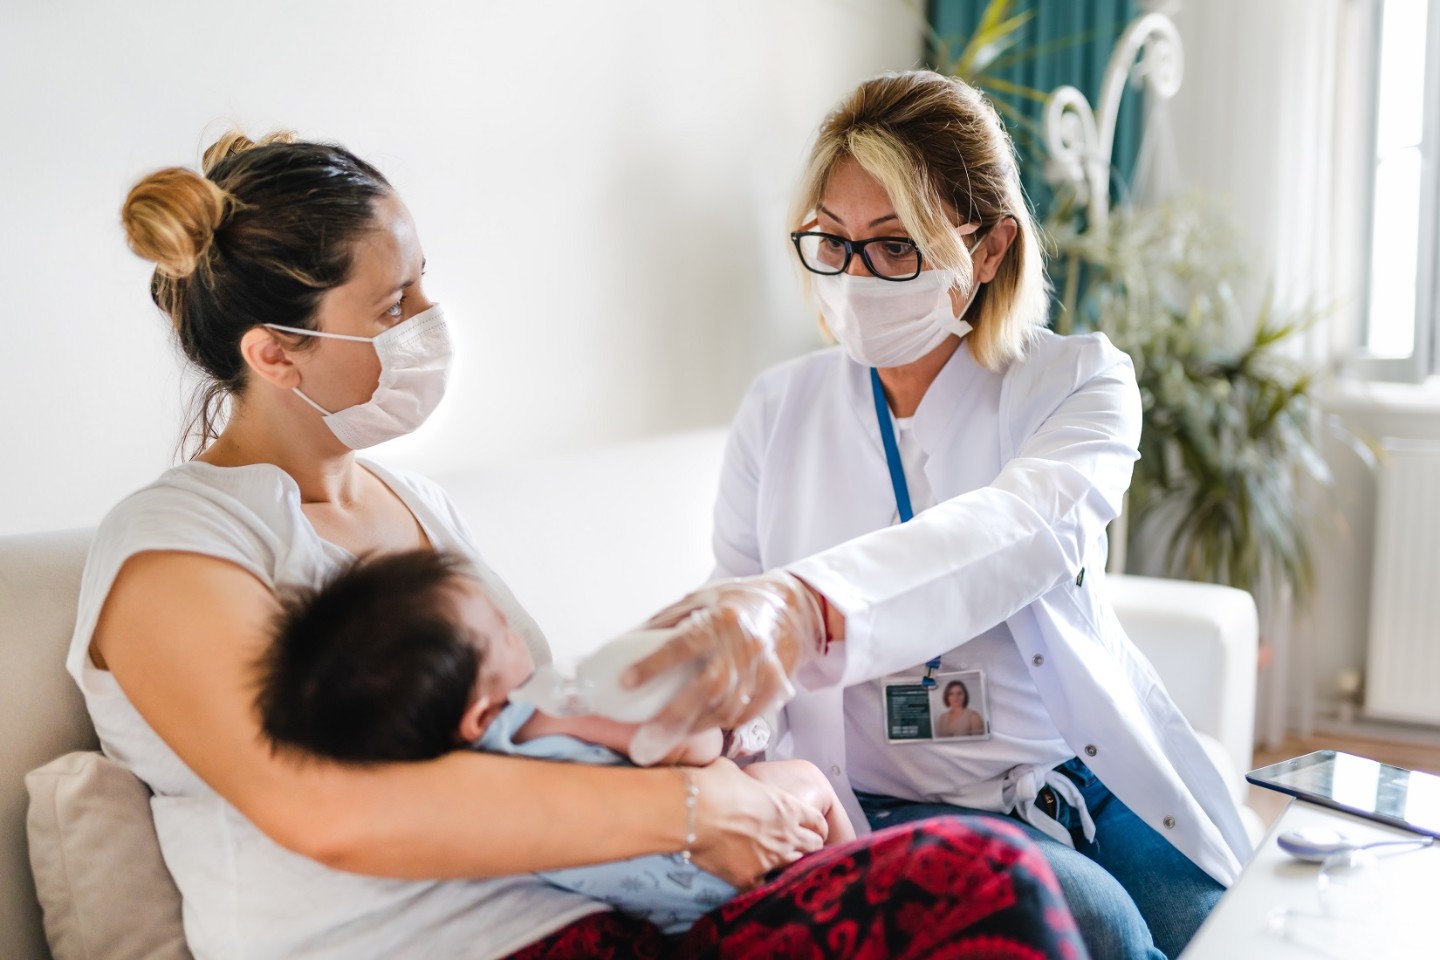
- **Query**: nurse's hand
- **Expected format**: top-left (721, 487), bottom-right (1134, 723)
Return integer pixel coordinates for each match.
top-left (691, 758), bottom-right (828, 889)
top-left (623, 570), bottom-right (825, 766)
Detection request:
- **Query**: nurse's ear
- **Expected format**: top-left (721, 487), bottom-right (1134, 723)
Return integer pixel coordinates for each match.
top-left (972, 216), bottom-right (1019, 285)
top-left (239, 326), bottom-right (303, 390)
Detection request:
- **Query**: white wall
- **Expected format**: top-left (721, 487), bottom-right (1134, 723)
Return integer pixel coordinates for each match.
top-left (0, 0), bottom-right (923, 537)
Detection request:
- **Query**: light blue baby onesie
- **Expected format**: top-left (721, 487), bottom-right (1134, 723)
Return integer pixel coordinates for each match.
top-left (475, 702), bottom-right (736, 935)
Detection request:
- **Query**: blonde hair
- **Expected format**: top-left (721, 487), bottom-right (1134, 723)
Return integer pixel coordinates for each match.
top-left (790, 70), bottom-right (1049, 370)
top-left (120, 129), bottom-right (391, 455)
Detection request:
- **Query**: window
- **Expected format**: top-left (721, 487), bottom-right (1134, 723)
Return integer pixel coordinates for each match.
top-left (1359, 0), bottom-right (1440, 381)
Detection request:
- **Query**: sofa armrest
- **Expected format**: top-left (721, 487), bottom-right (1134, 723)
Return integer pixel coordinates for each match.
top-left (1108, 572), bottom-right (1259, 781)
top-left (1, 528), bottom-right (98, 960)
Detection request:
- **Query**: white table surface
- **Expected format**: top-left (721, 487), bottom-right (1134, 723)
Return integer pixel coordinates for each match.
top-left (1181, 797), bottom-right (1439, 958)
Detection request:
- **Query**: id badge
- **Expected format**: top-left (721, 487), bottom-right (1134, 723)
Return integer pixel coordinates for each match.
top-left (882, 668), bottom-right (991, 744)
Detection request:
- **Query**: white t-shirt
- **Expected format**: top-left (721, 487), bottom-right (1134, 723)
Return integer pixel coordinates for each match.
top-left (66, 460), bottom-right (605, 960)
top-left (841, 411), bottom-right (1073, 810)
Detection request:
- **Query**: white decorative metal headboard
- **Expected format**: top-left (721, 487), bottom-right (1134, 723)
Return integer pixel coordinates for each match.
top-left (1037, 10), bottom-right (1184, 576)
top-left (1041, 11), bottom-right (1184, 234)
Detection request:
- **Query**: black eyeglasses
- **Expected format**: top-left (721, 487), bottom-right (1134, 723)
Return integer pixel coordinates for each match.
top-left (789, 231), bottom-right (924, 281)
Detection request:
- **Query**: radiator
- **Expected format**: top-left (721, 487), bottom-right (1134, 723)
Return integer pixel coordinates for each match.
top-left (1364, 439), bottom-right (1440, 725)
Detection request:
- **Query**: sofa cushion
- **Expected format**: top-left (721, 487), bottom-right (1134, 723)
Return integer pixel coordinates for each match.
top-left (25, 751), bottom-right (191, 960)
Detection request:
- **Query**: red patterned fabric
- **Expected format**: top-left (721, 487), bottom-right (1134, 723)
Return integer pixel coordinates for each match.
top-left (508, 819), bottom-right (1088, 959)
top-left (506, 910), bottom-right (666, 959)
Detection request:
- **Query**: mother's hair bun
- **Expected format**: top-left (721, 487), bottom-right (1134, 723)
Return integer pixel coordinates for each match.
top-left (121, 167), bottom-right (233, 279)
top-left (201, 128), bottom-right (297, 175)
top-left (121, 129), bottom-right (300, 279)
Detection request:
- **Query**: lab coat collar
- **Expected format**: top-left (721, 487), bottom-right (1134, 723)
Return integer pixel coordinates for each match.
top-left (842, 341), bottom-right (1000, 499)
top-left (910, 340), bottom-right (993, 453)
top-left (841, 355), bottom-right (888, 463)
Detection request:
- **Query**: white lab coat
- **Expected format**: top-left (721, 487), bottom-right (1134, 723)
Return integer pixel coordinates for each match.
top-left (712, 331), bottom-right (1253, 886)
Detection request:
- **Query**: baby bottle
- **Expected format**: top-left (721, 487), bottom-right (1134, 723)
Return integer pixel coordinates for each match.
top-left (510, 627), bottom-right (697, 725)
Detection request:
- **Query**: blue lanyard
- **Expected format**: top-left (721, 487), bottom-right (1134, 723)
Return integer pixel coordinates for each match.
top-left (869, 368), bottom-right (943, 687)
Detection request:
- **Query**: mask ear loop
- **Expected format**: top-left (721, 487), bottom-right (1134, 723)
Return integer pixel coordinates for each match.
top-left (956, 212), bottom-right (1020, 292)
top-left (262, 322), bottom-right (375, 343)
top-left (931, 222), bottom-right (991, 334)
top-left (940, 282), bottom-right (982, 337)
top-left (259, 324), bottom-right (353, 417)
top-left (290, 387), bottom-right (334, 417)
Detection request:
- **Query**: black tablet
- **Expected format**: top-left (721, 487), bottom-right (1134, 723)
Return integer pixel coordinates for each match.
top-left (1246, 749), bottom-right (1440, 838)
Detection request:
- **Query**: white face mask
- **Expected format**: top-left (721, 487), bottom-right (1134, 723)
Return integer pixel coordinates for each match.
top-left (264, 304), bottom-right (452, 450)
top-left (810, 235), bottom-right (986, 369)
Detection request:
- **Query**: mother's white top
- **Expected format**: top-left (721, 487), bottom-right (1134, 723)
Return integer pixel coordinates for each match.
top-left (711, 332), bottom-right (1254, 885)
top-left (67, 460), bottom-right (604, 959)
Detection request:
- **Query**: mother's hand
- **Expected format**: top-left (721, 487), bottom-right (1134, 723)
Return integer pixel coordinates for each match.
top-left (690, 758), bottom-right (827, 889)
top-left (623, 571), bottom-right (825, 765)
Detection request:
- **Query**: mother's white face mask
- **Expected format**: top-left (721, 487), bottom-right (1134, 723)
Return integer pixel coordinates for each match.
top-left (264, 303), bottom-right (452, 450)
top-left (811, 234), bottom-right (986, 369)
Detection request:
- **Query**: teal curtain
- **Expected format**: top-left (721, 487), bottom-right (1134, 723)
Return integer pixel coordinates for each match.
top-left (926, 0), bottom-right (1141, 222)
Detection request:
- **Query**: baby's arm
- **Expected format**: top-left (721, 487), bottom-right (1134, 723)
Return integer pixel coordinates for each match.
top-left (743, 760), bottom-right (856, 845)
top-left (516, 710), bottom-right (724, 766)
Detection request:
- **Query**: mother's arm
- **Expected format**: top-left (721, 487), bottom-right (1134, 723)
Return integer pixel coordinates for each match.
top-left (94, 551), bottom-right (825, 884)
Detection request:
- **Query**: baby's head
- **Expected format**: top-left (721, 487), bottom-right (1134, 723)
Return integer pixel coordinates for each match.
top-left (257, 549), bottom-right (534, 762)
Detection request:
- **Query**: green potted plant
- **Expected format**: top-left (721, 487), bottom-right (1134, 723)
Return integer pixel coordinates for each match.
top-left (1046, 194), bottom-right (1330, 601)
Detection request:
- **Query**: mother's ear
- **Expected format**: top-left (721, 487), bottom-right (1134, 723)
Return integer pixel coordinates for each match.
top-left (239, 327), bottom-right (302, 390)
top-left (974, 216), bottom-right (1019, 285)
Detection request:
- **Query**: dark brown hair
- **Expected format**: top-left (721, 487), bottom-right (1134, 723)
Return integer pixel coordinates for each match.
top-left (121, 130), bottom-right (392, 455)
top-left (256, 550), bottom-right (485, 763)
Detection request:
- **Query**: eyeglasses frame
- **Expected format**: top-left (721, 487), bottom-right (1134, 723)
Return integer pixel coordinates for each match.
top-left (788, 230), bottom-right (926, 282)
top-left (789, 221), bottom-right (988, 283)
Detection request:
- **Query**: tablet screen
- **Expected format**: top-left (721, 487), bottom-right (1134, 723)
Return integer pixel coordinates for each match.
top-left (1246, 750), bottom-right (1440, 838)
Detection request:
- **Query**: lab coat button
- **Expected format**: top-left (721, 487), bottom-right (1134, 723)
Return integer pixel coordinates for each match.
top-left (1163, 816), bottom-right (1177, 829)
top-left (1084, 744), bottom-right (1098, 757)
top-left (830, 764), bottom-right (842, 776)
top-left (1032, 654), bottom-right (1045, 666)
top-left (1076, 567), bottom-right (1085, 587)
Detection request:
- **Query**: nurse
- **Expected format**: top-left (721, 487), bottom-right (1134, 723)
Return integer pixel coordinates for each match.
top-left (630, 70), bottom-right (1253, 960)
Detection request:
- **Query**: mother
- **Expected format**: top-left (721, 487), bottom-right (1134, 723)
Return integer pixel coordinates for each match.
top-left (73, 129), bottom-right (1085, 958)
top-left (631, 70), bottom-right (1254, 960)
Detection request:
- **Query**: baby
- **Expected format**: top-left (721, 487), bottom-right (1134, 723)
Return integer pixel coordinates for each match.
top-left (255, 549), bottom-right (854, 935)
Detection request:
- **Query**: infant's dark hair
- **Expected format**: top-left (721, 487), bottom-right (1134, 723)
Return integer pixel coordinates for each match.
top-left (257, 549), bottom-right (483, 763)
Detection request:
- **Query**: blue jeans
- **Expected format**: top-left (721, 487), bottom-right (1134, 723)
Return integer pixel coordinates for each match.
top-left (857, 758), bottom-right (1223, 960)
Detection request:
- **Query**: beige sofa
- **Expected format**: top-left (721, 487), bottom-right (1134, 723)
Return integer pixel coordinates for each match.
top-left (0, 426), bottom-right (1261, 959)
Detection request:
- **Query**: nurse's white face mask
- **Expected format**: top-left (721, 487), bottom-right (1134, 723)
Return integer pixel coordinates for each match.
top-left (264, 303), bottom-right (452, 450)
top-left (812, 233), bottom-right (986, 369)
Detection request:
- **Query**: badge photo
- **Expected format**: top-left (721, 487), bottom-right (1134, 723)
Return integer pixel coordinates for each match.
top-left (930, 671), bottom-right (989, 740)
top-left (882, 668), bottom-right (990, 744)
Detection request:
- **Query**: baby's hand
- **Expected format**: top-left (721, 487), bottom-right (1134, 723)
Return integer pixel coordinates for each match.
top-left (743, 759), bottom-right (856, 845)
top-left (648, 727), bottom-right (724, 766)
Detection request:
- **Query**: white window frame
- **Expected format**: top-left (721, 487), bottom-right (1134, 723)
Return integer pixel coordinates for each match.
top-left (1350, 0), bottom-right (1440, 384)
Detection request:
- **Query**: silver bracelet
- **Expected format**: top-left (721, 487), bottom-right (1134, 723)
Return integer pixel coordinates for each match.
top-left (679, 769), bottom-right (699, 865)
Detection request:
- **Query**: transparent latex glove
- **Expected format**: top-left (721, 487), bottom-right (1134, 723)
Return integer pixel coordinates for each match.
top-left (624, 570), bottom-right (826, 766)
